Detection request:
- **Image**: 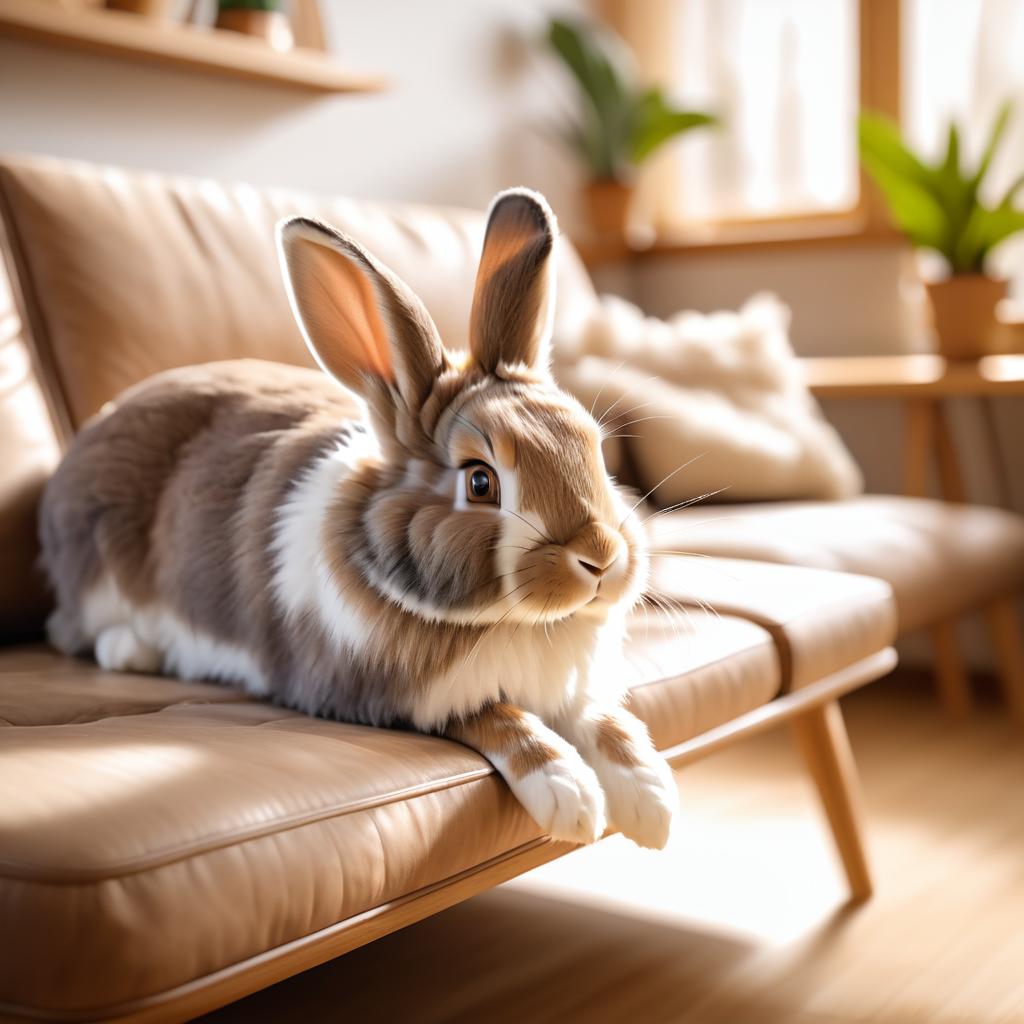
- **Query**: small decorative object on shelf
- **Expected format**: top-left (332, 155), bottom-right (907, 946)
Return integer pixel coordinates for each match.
top-left (105, 0), bottom-right (174, 17)
top-left (215, 0), bottom-right (293, 52)
top-left (545, 17), bottom-right (717, 240)
top-left (859, 102), bottom-right (1024, 360)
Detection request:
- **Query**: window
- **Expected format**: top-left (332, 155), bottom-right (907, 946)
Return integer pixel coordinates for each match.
top-left (661, 0), bottom-right (860, 223)
top-left (601, 0), bottom-right (899, 244)
top-left (905, 0), bottom-right (1024, 296)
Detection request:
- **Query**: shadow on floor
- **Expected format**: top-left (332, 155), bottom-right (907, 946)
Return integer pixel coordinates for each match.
top-left (197, 887), bottom-right (768, 1024)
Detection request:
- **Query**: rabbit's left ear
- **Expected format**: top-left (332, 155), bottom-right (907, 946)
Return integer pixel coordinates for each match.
top-left (469, 188), bottom-right (557, 373)
top-left (277, 217), bottom-right (445, 413)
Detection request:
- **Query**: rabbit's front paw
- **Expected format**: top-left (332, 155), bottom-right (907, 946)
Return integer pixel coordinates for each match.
top-left (95, 625), bottom-right (161, 674)
top-left (600, 754), bottom-right (677, 850)
top-left (512, 754), bottom-right (607, 845)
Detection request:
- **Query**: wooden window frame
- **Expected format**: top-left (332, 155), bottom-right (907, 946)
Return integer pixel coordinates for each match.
top-left (588, 0), bottom-right (904, 262)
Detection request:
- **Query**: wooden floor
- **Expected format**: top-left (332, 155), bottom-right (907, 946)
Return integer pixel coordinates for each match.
top-left (200, 677), bottom-right (1024, 1024)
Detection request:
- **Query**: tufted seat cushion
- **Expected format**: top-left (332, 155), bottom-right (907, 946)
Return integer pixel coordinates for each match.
top-left (0, 611), bottom-right (780, 1022)
top-left (651, 496), bottom-right (1024, 634)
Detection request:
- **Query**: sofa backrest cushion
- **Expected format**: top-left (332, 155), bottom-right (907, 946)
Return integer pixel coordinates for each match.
top-left (0, 156), bottom-right (596, 428)
top-left (0, 214), bottom-right (61, 639)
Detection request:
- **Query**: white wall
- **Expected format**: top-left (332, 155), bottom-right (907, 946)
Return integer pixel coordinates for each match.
top-left (0, 0), bottom-right (585, 215)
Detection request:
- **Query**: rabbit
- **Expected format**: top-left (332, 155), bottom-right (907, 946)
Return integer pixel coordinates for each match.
top-left (39, 189), bottom-right (676, 849)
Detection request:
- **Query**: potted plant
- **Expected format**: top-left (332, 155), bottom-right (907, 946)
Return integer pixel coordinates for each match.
top-left (215, 0), bottom-right (294, 51)
top-left (859, 103), bottom-right (1024, 358)
top-left (546, 17), bottom-right (717, 238)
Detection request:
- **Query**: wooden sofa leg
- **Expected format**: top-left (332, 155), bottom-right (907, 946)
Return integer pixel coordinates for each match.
top-left (930, 620), bottom-right (973, 718)
top-left (791, 700), bottom-right (873, 902)
top-left (985, 597), bottom-right (1024, 724)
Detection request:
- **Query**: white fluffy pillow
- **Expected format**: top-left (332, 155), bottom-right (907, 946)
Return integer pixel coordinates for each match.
top-left (553, 293), bottom-right (862, 504)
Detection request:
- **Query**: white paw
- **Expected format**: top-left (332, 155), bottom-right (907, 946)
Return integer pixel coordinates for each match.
top-left (600, 754), bottom-right (677, 850)
top-left (95, 625), bottom-right (161, 674)
top-left (511, 754), bottom-right (608, 845)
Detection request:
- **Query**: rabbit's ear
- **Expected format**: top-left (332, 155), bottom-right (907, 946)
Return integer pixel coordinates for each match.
top-left (277, 217), bottom-right (445, 410)
top-left (469, 189), bottom-right (557, 373)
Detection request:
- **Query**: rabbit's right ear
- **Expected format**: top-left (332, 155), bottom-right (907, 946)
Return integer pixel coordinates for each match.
top-left (277, 217), bottom-right (445, 411)
top-left (469, 189), bottom-right (557, 374)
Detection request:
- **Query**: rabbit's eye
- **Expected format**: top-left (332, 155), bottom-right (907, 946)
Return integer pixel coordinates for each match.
top-left (465, 464), bottom-right (500, 506)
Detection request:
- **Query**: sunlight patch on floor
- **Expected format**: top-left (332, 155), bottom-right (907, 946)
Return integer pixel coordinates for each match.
top-left (505, 772), bottom-right (847, 947)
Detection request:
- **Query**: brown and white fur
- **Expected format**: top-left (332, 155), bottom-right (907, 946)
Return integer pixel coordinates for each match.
top-left (39, 189), bottom-right (676, 848)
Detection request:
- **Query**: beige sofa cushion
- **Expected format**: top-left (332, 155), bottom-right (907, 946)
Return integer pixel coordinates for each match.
top-left (0, 214), bottom-right (60, 639)
top-left (651, 556), bottom-right (896, 691)
top-left (651, 495), bottom-right (1024, 633)
top-left (0, 614), bottom-right (778, 1021)
top-left (0, 154), bottom-right (596, 430)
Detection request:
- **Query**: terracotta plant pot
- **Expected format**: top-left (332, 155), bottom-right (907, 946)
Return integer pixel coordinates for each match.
top-left (582, 178), bottom-right (634, 238)
top-left (925, 275), bottom-right (1007, 360)
top-left (105, 0), bottom-right (174, 17)
top-left (215, 9), bottom-right (294, 51)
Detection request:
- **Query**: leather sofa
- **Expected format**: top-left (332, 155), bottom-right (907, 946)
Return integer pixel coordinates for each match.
top-left (0, 152), bottom-right (996, 1023)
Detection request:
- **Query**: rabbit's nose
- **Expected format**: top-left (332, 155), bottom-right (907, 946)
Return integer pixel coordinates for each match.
top-left (568, 523), bottom-right (623, 581)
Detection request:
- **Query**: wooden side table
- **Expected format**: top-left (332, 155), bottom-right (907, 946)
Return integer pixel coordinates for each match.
top-left (801, 353), bottom-right (1024, 717)
top-left (802, 353), bottom-right (1024, 504)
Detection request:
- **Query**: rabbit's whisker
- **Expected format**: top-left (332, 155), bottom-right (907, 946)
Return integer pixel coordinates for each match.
top-left (588, 359), bottom-right (628, 419)
top-left (640, 486), bottom-right (732, 525)
top-left (598, 398), bottom-right (655, 432)
top-left (465, 576), bottom-right (536, 629)
top-left (618, 452), bottom-right (709, 528)
top-left (595, 375), bottom-right (660, 428)
top-left (604, 413), bottom-right (676, 433)
top-left (503, 508), bottom-right (555, 546)
top-left (452, 412), bottom-right (494, 457)
top-left (464, 591), bottom-right (534, 669)
top-left (647, 514), bottom-right (745, 539)
top-left (643, 554), bottom-right (743, 588)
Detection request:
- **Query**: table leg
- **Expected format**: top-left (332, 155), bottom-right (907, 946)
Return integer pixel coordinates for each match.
top-left (903, 398), bottom-right (936, 498)
top-left (978, 397), bottom-right (1015, 510)
top-left (933, 401), bottom-right (967, 503)
top-left (985, 598), bottom-right (1024, 725)
top-left (929, 619), bottom-right (973, 718)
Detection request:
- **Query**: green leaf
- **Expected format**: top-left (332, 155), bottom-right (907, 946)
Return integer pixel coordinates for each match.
top-left (934, 122), bottom-right (976, 262)
top-left (941, 121), bottom-right (960, 181)
top-left (858, 113), bottom-right (936, 196)
top-left (970, 100), bottom-right (1012, 194)
top-left (862, 154), bottom-right (949, 254)
top-left (547, 18), bottom-right (634, 175)
top-left (958, 204), bottom-right (1024, 272)
top-left (997, 168), bottom-right (1024, 209)
top-left (858, 116), bottom-right (947, 254)
top-left (548, 118), bottom-right (602, 170)
top-left (628, 88), bottom-right (717, 163)
top-left (858, 104), bottom-right (1024, 272)
top-left (546, 18), bottom-right (715, 176)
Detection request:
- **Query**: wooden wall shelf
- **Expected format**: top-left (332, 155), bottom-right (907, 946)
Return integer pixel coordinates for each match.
top-left (0, 0), bottom-right (387, 94)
